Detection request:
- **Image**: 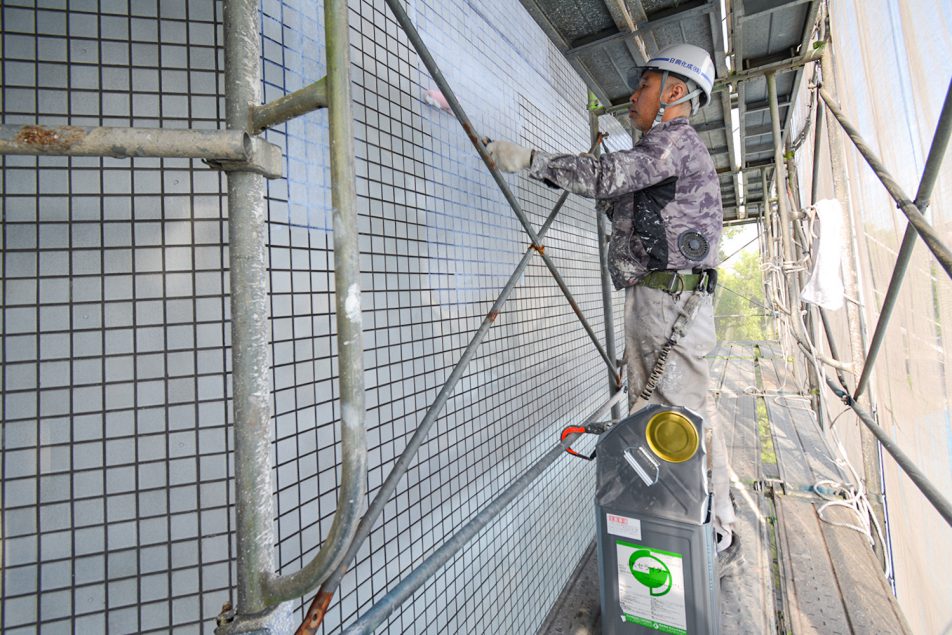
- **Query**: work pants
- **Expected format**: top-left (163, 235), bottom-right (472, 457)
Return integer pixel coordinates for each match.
top-left (624, 284), bottom-right (736, 550)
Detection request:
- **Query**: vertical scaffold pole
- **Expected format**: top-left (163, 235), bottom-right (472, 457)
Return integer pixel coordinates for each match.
top-left (589, 100), bottom-right (623, 420)
top-left (819, 46), bottom-right (885, 535)
top-left (223, 0), bottom-right (284, 627)
top-left (767, 71), bottom-right (804, 368)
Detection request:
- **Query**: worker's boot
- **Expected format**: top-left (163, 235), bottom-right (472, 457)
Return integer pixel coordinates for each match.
top-left (717, 532), bottom-right (745, 579)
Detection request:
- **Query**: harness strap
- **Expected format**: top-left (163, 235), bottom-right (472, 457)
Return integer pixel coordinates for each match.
top-left (637, 290), bottom-right (705, 402)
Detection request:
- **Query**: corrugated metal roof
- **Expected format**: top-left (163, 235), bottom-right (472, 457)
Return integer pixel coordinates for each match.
top-left (519, 0), bottom-right (822, 222)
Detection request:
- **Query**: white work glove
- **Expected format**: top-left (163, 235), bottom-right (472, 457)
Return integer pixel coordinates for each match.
top-left (485, 139), bottom-right (533, 172)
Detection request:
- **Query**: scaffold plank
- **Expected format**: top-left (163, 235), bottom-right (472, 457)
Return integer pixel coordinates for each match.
top-left (820, 506), bottom-right (913, 634)
top-left (768, 397), bottom-right (818, 492)
top-left (775, 497), bottom-right (852, 634)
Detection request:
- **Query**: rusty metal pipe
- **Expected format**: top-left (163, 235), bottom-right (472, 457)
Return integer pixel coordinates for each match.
top-left (0, 123), bottom-right (251, 160)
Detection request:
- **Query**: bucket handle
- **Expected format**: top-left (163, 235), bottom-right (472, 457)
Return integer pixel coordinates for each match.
top-left (624, 446), bottom-right (660, 486)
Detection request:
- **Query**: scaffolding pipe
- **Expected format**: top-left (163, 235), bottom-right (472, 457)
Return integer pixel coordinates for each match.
top-left (819, 86), bottom-right (952, 280)
top-left (853, 79), bottom-right (952, 400)
top-left (223, 0), bottom-right (273, 615)
top-left (767, 72), bottom-right (798, 288)
top-left (251, 77), bottom-right (328, 133)
top-left (819, 49), bottom-right (885, 540)
top-left (828, 380), bottom-right (952, 528)
top-left (590, 108), bottom-right (624, 421)
top-left (223, 0), bottom-right (276, 620)
top-left (0, 123), bottom-right (251, 159)
top-left (381, 0), bottom-right (619, 382)
top-left (260, 0), bottom-right (368, 606)
top-left (298, 182), bottom-right (576, 635)
top-left (810, 100), bottom-right (825, 203)
top-left (341, 389), bottom-right (628, 635)
top-left (713, 48), bottom-right (824, 92)
top-left (221, 0), bottom-right (366, 626)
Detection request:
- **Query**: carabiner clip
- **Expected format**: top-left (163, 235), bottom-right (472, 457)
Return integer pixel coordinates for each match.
top-left (561, 425), bottom-right (598, 461)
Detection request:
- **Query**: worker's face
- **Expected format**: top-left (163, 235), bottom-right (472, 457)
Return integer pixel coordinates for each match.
top-left (629, 70), bottom-right (662, 132)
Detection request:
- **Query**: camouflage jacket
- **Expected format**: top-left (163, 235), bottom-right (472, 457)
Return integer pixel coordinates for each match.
top-left (528, 118), bottom-right (722, 289)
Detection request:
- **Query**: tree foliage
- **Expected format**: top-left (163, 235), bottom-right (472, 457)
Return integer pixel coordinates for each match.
top-left (715, 248), bottom-right (772, 341)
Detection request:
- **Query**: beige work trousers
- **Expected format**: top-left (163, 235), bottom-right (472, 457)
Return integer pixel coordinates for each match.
top-left (624, 284), bottom-right (736, 549)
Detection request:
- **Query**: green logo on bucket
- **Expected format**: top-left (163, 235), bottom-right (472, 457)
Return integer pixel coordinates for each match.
top-left (629, 550), bottom-right (672, 597)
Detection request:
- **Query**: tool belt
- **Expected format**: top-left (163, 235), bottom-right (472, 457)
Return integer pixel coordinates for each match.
top-left (639, 269), bottom-right (718, 295)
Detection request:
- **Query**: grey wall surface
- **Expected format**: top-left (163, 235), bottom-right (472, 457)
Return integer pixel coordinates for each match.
top-left (1, 0), bottom-right (627, 632)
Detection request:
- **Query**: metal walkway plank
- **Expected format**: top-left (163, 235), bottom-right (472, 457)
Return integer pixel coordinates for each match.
top-left (819, 506), bottom-right (914, 634)
top-left (719, 478), bottom-right (776, 634)
top-left (784, 401), bottom-right (846, 487)
top-left (767, 397), bottom-right (818, 492)
top-left (775, 496), bottom-right (852, 634)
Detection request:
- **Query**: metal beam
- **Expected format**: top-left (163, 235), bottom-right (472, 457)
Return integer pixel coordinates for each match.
top-left (590, 110), bottom-right (623, 421)
top-left (739, 0), bottom-right (813, 21)
top-left (713, 49), bottom-right (823, 92)
top-left (710, 1), bottom-right (741, 210)
top-left (745, 98), bottom-right (791, 115)
top-left (222, 0), bottom-right (280, 624)
top-left (565, 0), bottom-right (713, 58)
top-left (0, 124), bottom-right (247, 158)
top-left (734, 0), bottom-right (749, 173)
top-left (0, 123), bottom-right (283, 178)
top-left (259, 0), bottom-right (368, 607)
top-left (716, 157), bottom-right (774, 175)
top-left (693, 119), bottom-right (727, 134)
top-left (219, 0), bottom-right (367, 629)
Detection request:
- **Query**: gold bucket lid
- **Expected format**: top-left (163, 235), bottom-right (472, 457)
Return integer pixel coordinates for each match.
top-left (645, 410), bottom-right (699, 463)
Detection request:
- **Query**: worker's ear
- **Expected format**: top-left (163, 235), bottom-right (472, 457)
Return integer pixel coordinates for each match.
top-left (664, 79), bottom-right (687, 102)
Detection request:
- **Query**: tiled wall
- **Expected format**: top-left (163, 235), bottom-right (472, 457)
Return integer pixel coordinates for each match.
top-left (1, 0), bottom-right (627, 632)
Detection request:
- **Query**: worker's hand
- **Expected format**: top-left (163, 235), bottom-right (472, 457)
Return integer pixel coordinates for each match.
top-left (484, 139), bottom-right (533, 172)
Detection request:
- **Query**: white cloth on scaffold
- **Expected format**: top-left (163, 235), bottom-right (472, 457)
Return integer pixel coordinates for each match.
top-left (800, 198), bottom-right (845, 310)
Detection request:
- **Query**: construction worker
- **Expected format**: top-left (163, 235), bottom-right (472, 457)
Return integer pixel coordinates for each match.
top-left (486, 44), bottom-right (740, 572)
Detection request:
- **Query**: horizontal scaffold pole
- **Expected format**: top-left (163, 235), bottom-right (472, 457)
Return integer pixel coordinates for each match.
top-left (0, 123), bottom-right (250, 159)
top-left (251, 77), bottom-right (327, 133)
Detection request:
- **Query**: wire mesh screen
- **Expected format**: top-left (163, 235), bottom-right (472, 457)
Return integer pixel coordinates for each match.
top-left (784, 2), bottom-right (952, 633)
top-left (1, 0), bottom-right (626, 632)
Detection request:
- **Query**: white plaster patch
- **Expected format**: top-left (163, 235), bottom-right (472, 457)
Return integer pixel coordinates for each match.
top-left (344, 283), bottom-right (361, 322)
top-left (342, 402), bottom-right (362, 430)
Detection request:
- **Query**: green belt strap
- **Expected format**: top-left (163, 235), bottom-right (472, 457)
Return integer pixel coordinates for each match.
top-left (640, 270), bottom-right (704, 292)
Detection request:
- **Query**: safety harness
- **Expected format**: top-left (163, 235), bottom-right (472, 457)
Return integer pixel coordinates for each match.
top-left (560, 269), bottom-right (717, 459)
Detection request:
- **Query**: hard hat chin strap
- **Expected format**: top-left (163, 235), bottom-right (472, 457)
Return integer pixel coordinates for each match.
top-left (653, 70), bottom-right (704, 127)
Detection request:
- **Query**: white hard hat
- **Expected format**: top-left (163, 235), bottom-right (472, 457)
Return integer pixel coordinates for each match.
top-left (643, 43), bottom-right (715, 110)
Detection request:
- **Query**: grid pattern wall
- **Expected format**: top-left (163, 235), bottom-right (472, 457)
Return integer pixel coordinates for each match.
top-left (1, 0), bottom-right (627, 633)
